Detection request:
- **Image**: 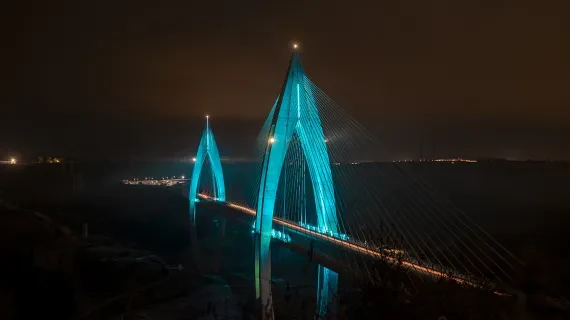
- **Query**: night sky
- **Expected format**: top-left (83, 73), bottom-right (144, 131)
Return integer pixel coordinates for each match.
top-left (1, 1), bottom-right (568, 161)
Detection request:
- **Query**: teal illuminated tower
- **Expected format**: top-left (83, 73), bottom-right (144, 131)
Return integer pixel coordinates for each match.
top-left (189, 116), bottom-right (226, 219)
top-left (188, 116), bottom-right (226, 274)
top-left (255, 45), bottom-right (339, 319)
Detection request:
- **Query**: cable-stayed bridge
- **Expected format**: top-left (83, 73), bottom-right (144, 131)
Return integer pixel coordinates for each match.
top-left (186, 46), bottom-right (532, 319)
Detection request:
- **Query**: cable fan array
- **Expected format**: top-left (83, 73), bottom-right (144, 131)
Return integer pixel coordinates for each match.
top-left (216, 73), bottom-right (523, 291)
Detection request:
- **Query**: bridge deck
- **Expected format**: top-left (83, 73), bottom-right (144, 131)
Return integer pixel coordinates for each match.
top-left (197, 193), bottom-right (493, 290)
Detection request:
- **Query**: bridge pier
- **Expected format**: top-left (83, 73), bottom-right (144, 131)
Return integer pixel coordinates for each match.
top-left (317, 266), bottom-right (338, 319)
top-left (254, 233), bottom-right (275, 319)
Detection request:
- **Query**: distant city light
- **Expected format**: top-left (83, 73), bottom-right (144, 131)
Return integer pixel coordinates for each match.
top-left (269, 137), bottom-right (276, 144)
top-left (192, 157), bottom-right (197, 162)
top-left (206, 115), bottom-right (209, 119)
top-left (181, 175), bottom-right (185, 179)
top-left (433, 158), bottom-right (477, 163)
top-left (293, 43), bottom-right (298, 49)
top-left (10, 158), bottom-right (16, 164)
top-left (324, 139), bottom-right (329, 143)
top-left (122, 176), bottom-right (186, 187)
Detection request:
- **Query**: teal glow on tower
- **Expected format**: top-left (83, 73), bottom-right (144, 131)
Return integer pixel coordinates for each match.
top-left (255, 46), bottom-right (339, 319)
top-left (189, 116), bottom-right (226, 217)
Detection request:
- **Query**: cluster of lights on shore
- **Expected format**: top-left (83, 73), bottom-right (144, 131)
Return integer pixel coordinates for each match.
top-left (1, 158), bottom-right (17, 165)
top-left (125, 175), bottom-right (185, 180)
top-left (393, 158), bottom-right (477, 164)
top-left (2, 157), bottom-right (67, 165)
top-left (122, 176), bottom-right (187, 187)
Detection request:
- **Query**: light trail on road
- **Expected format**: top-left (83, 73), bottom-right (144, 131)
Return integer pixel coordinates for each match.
top-left (197, 193), bottom-right (478, 287)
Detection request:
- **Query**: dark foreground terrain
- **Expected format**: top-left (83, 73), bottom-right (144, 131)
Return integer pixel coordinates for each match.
top-left (0, 161), bottom-right (568, 319)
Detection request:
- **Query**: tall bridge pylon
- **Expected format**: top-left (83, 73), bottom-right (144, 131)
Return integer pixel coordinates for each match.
top-left (188, 116), bottom-right (227, 273)
top-left (182, 47), bottom-right (543, 318)
top-left (189, 116), bottom-right (226, 214)
top-left (255, 47), bottom-right (339, 319)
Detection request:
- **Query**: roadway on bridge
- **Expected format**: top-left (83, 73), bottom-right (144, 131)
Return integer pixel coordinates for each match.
top-left (197, 193), bottom-right (480, 289)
